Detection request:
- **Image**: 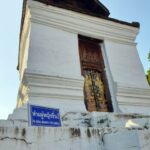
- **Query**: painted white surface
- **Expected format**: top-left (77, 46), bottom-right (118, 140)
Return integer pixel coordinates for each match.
top-left (104, 130), bottom-right (139, 150)
top-left (100, 43), bottom-right (120, 112)
top-left (16, 0), bottom-right (150, 115)
top-left (28, 0), bottom-right (139, 44)
top-left (119, 105), bottom-right (150, 115)
top-left (138, 130), bottom-right (150, 150)
top-left (2, 112), bottom-right (150, 150)
top-left (23, 73), bottom-right (85, 112)
top-left (27, 23), bottom-right (81, 79)
top-left (0, 127), bottom-right (145, 150)
top-left (104, 40), bottom-right (149, 88)
top-left (116, 83), bottom-right (150, 114)
top-left (8, 110), bottom-right (150, 129)
top-left (3, 1), bottom-right (150, 150)
top-left (103, 40), bottom-right (150, 113)
top-left (19, 7), bottom-right (31, 80)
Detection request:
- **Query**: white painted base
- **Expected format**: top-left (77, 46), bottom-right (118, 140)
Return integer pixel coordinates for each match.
top-left (1, 112), bottom-right (150, 150)
top-left (117, 83), bottom-right (150, 114)
top-left (17, 72), bottom-right (86, 113)
top-left (1, 126), bottom-right (150, 150)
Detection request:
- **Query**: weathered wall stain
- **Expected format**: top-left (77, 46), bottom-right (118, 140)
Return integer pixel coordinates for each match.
top-left (70, 128), bottom-right (81, 137)
top-left (0, 127), bottom-right (5, 135)
top-left (22, 128), bottom-right (26, 137)
top-left (15, 127), bottom-right (19, 135)
top-left (87, 128), bottom-right (91, 138)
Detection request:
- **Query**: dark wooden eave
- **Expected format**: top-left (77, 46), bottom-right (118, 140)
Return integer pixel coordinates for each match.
top-left (33, 0), bottom-right (110, 17)
top-left (33, 0), bottom-right (140, 28)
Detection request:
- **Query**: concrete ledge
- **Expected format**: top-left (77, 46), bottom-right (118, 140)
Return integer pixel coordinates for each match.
top-left (0, 125), bottom-right (150, 150)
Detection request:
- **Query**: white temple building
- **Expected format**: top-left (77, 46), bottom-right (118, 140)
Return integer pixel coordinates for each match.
top-left (14, 0), bottom-right (150, 116)
top-left (0, 0), bottom-right (150, 150)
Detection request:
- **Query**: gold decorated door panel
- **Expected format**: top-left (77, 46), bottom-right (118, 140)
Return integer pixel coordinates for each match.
top-left (79, 36), bottom-right (113, 112)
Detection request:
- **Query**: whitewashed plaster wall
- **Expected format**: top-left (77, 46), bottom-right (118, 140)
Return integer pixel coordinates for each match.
top-left (103, 40), bottom-right (150, 113)
top-left (16, 0), bottom-right (150, 114)
top-left (27, 23), bottom-right (82, 79)
top-left (104, 40), bottom-right (149, 88)
top-left (0, 126), bottom-right (143, 150)
top-left (4, 1), bottom-right (150, 149)
top-left (25, 23), bottom-right (85, 111)
top-left (2, 112), bottom-right (150, 150)
top-left (18, 6), bottom-right (31, 80)
top-left (24, 73), bottom-right (86, 112)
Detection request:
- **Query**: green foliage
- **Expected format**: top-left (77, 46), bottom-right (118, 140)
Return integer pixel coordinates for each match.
top-left (147, 69), bottom-right (150, 85)
top-left (147, 51), bottom-right (150, 85)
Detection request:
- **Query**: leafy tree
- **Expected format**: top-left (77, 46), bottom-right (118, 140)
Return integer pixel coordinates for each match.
top-left (148, 52), bottom-right (150, 61)
top-left (147, 51), bottom-right (150, 85)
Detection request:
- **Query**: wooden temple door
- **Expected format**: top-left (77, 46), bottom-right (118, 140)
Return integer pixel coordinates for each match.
top-left (79, 36), bottom-right (113, 112)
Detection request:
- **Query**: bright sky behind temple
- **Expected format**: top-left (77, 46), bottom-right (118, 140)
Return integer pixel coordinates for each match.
top-left (0, 0), bottom-right (150, 119)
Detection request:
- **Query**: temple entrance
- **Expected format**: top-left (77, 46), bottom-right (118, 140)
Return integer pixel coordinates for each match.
top-left (78, 36), bottom-right (113, 112)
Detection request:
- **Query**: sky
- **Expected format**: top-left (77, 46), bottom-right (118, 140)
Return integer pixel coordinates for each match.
top-left (0, 0), bottom-right (149, 119)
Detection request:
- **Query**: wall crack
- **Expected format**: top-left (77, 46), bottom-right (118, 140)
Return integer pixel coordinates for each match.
top-left (0, 137), bottom-right (32, 145)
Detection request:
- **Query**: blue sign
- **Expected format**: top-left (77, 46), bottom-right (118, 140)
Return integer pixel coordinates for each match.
top-left (28, 104), bottom-right (61, 127)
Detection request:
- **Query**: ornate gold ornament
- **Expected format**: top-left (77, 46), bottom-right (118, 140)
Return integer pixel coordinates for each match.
top-left (83, 70), bottom-right (108, 112)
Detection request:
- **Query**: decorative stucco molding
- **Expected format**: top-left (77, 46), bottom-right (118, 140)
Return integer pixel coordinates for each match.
top-left (28, 0), bottom-right (139, 44)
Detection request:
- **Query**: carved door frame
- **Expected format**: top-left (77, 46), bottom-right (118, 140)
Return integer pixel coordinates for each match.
top-left (78, 35), bottom-right (113, 112)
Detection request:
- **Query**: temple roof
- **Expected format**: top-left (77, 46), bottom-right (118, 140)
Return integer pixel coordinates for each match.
top-left (32, 0), bottom-right (140, 28)
top-left (33, 0), bottom-right (110, 17)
